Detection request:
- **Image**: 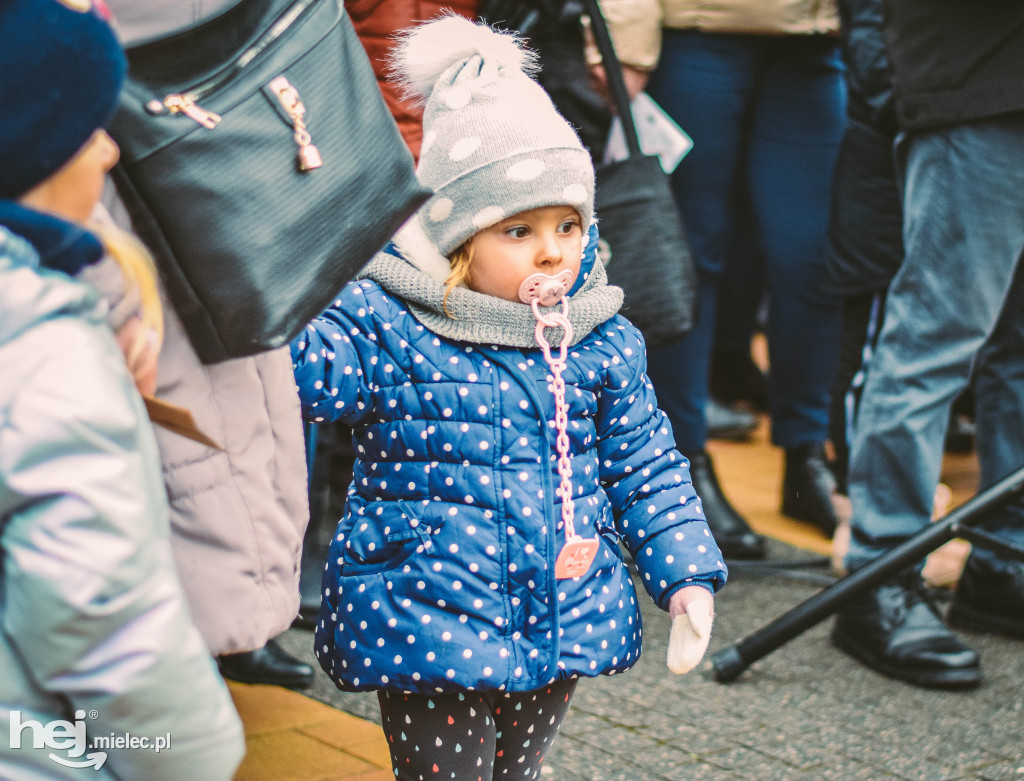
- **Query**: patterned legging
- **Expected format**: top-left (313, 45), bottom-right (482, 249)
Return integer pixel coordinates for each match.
top-left (377, 679), bottom-right (577, 780)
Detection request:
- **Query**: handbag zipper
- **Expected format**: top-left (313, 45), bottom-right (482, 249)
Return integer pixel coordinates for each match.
top-left (161, 0), bottom-right (318, 129)
top-left (268, 76), bottom-right (323, 170)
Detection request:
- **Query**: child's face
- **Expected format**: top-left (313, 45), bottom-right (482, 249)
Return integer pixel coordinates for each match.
top-left (467, 205), bottom-right (584, 303)
top-left (19, 130), bottom-right (119, 224)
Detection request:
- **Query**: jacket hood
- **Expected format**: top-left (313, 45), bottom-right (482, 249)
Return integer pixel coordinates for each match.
top-left (0, 224), bottom-right (103, 347)
top-left (360, 219), bottom-right (622, 348)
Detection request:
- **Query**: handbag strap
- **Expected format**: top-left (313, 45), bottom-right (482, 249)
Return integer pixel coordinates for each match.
top-left (580, 0), bottom-right (641, 157)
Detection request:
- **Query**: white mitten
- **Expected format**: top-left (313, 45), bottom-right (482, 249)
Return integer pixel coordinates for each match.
top-left (666, 585), bottom-right (715, 675)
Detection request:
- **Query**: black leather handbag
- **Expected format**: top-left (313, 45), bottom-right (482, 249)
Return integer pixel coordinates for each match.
top-left (581, 0), bottom-right (697, 348)
top-left (109, 0), bottom-right (431, 363)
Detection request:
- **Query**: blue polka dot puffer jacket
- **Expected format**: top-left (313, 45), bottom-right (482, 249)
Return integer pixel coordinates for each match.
top-left (292, 248), bottom-right (727, 695)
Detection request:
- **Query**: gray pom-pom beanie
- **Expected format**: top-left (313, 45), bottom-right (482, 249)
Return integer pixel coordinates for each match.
top-left (391, 14), bottom-right (595, 258)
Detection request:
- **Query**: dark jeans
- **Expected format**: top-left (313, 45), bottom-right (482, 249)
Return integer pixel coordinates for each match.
top-left (645, 30), bottom-right (846, 452)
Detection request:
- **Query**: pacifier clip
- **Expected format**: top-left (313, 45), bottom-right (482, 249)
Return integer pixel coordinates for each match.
top-left (518, 272), bottom-right (599, 580)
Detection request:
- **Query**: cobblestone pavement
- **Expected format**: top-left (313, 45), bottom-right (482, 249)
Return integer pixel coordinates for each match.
top-left (281, 540), bottom-right (1024, 781)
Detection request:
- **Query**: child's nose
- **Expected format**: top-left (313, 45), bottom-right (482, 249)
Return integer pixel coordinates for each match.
top-left (537, 232), bottom-right (563, 266)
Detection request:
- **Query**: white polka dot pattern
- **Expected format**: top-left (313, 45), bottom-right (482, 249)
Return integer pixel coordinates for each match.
top-left (472, 205), bottom-right (505, 229)
top-left (505, 158), bottom-right (546, 181)
top-left (429, 197), bottom-right (454, 222)
top-left (293, 277), bottom-right (727, 695)
top-left (449, 137), bottom-right (482, 161)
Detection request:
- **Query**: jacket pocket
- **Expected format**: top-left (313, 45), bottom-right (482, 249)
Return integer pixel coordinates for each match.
top-left (595, 505), bottom-right (626, 562)
top-left (339, 501), bottom-right (441, 576)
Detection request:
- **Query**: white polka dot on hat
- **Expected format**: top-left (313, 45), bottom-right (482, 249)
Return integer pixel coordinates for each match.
top-left (390, 14), bottom-right (596, 257)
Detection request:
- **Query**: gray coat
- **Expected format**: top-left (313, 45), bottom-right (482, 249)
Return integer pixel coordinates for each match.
top-left (0, 227), bottom-right (244, 779)
top-left (101, 0), bottom-right (311, 655)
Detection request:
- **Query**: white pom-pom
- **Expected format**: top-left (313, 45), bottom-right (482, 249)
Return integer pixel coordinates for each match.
top-left (389, 13), bottom-right (538, 104)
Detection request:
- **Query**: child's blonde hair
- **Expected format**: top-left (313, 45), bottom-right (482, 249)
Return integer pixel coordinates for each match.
top-left (443, 240), bottom-right (474, 318)
top-left (91, 223), bottom-right (164, 365)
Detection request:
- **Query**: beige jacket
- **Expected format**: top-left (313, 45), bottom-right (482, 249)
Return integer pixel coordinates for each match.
top-left (102, 0), bottom-right (310, 657)
top-left (594, 0), bottom-right (839, 70)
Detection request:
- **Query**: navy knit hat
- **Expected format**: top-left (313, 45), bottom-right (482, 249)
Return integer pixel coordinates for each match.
top-left (0, 0), bottom-right (126, 199)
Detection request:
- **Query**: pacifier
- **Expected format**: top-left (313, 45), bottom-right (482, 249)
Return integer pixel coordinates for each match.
top-left (518, 270), bottom-right (576, 307)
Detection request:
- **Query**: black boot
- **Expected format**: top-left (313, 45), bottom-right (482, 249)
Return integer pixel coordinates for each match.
top-left (706, 397), bottom-right (758, 441)
top-left (781, 442), bottom-right (839, 537)
top-left (686, 450), bottom-right (765, 560)
top-left (218, 637), bottom-right (315, 689)
top-left (831, 570), bottom-right (982, 689)
top-left (949, 556), bottom-right (1024, 639)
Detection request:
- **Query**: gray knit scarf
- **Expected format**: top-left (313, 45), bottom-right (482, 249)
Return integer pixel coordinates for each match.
top-left (359, 222), bottom-right (623, 349)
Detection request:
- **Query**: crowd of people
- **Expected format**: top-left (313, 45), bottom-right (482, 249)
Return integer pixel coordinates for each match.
top-left (1, 0), bottom-right (1022, 779)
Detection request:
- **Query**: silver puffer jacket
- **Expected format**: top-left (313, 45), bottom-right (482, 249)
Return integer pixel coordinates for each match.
top-left (0, 226), bottom-right (243, 780)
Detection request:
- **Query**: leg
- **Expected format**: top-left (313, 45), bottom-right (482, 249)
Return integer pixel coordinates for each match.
top-left (645, 29), bottom-right (759, 454)
top-left (829, 292), bottom-right (884, 495)
top-left (490, 680), bottom-right (576, 779)
top-left (748, 36), bottom-right (845, 451)
top-left (645, 30), bottom-right (766, 559)
top-left (950, 247), bottom-right (1024, 639)
top-left (378, 689), bottom-right (498, 780)
top-left (746, 36), bottom-right (846, 533)
top-left (847, 118), bottom-right (1024, 570)
top-left (836, 115), bottom-right (1024, 687)
top-left (377, 681), bottom-right (576, 781)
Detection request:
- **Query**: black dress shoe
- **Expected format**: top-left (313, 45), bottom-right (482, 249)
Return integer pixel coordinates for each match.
top-left (686, 450), bottom-right (765, 560)
top-left (218, 638), bottom-right (315, 689)
top-left (949, 556), bottom-right (1024, 639)
top-left (706, 398), bottom-right (758, 441)
top-left (781, 442), bottom-right (839, 537)
top-left (831, 571), bottom-right (982, 689)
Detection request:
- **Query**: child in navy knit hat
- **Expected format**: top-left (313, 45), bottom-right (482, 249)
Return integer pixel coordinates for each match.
top-left (0, 1), bottom-right (245, 777)
top-left (292, 16), bottom-right (725, 780)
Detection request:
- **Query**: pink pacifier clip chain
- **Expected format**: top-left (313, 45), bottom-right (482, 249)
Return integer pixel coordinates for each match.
top-left (519, 272), bottom-right (599, 580)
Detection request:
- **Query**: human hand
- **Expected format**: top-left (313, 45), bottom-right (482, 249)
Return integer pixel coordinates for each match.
top-left (116, 315), bottom-right (161, 398)
top-left (666, 585), bottom-right (714, 674)
top-left (587, 63), bottom-right (650, 107)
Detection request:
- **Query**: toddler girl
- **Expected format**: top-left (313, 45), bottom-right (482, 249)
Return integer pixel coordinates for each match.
top-left (292, 16), bottom-right (726, 780)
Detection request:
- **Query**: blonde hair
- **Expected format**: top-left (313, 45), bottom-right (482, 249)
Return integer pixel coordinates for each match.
top-left (443, 240), bottom-right (474, 318)
top-left (91, 222), bottom-right (164, 365)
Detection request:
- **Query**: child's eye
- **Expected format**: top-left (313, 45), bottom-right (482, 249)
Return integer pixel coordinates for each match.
top-left (557, 219), bottom-right (581, 235)
top-left (505, 226), bottom-right (530, 239)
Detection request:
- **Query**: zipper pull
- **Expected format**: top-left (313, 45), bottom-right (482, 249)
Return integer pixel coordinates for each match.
top-left (163, 94), bottom-right (222, 129)
top-left (269, 76), bottom-right (323, 172)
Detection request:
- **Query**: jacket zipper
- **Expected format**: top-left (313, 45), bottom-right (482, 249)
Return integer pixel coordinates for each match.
top-left (161, 0), bottom-right (318, 128)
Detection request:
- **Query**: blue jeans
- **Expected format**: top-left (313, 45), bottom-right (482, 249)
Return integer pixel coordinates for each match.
top-left (846, 114), bottom-right (1024, 572)
top-left (645, 30), bottom-right (846, 452)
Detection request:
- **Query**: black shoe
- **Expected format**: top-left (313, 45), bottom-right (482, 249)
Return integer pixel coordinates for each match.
top-left (706, 398), bottom-right (758, 441)
top-left (831, 571), bottom-right (982, 689)
top-left (949, 556), bottom-right (1024, 639)
top-left (710, 349), bottom-right (769, 411)
top-left (686, 450), bottom-right (765, 560)
top-left (781, 443), bottom-right (839, 537)
top-left (218, 638), bottom-right (315, 689)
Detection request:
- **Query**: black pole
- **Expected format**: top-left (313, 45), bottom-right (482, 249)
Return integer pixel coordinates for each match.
top-left (712, 463), bottom-right (1024, 682)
